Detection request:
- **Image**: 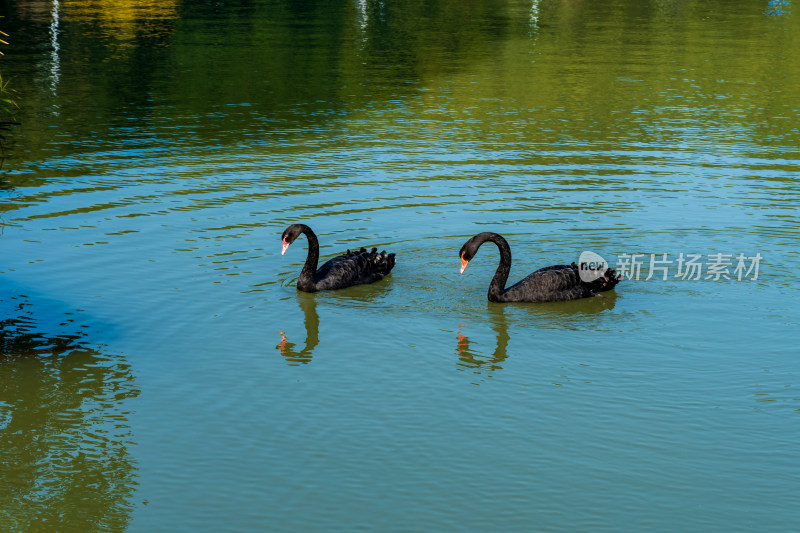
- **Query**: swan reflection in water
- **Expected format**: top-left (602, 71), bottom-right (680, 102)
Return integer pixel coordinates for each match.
top-left (456, 305), bottom-right (510, 378)
top-left (276, 292), bottom-right (319, 365)
top-left (457, 293), bottom-right (619, 379)
top-left (276, 270), bottom-right (396, 365)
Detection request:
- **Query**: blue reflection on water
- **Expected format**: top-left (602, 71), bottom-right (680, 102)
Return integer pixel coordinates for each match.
top-left (765, 0), bottom-right (791, 16)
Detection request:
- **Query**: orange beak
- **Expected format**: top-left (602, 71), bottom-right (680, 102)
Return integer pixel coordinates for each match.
top-left (460, 253), bottom-right (469, 274)
top-left (281, 238), bottom-right (290, 256)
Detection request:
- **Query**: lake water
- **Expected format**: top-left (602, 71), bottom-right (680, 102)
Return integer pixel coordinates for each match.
top-left (1, 0), bottom-right (799, 531)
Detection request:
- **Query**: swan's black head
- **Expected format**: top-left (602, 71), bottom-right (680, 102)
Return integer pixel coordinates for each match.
top-left (459, 232), bottom-right (503, 274)
top-left (281, 224), bottom-right (306, 255)
top-left (459, 234), bottom-right (484, 274)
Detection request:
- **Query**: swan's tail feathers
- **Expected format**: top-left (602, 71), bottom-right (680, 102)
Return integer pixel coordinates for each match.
top-left (341, 246), bottom-right (396, 278)
top-left (369, 249), bottom-right (396, 275)
top-left (595, 267), bottom-right (621, 292)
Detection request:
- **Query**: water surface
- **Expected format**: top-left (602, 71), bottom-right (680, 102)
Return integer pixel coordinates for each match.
top-left (1, 0), bottom-right (799, 531)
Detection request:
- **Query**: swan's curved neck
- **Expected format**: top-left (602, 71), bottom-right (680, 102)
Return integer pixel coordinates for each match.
top-left (483, 233), bottom-right (512, 302)
top-left (297, 225), bottom-right (319, 291)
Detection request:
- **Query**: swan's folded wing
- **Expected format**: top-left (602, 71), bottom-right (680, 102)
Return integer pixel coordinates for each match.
top-left (314, 248), bottom-right (395, 290)
top-left (503, 264), bottom-right (593, 302)
top-left (515, 264), bottom-right (619, 301)
top-left (529, 264), bottom-right (581, 291)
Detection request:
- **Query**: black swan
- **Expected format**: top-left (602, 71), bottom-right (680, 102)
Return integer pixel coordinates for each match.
top-left (459, 232), bottom-right (620, 302)
top-left (281, 224), bottom-right (395, 292)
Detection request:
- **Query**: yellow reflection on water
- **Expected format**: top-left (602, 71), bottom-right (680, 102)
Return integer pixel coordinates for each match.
top-left (63, 0), bottom-right (178, 42)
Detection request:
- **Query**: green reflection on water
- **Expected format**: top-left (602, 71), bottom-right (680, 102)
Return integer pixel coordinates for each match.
top-left (1, 0), bottom-right (797, 174)
top-left (0, 295), bottom-right (138, 533)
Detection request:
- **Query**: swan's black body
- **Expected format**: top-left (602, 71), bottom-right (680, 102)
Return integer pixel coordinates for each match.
top-left (459, 232), bottom-right (620, 303)
top-left (281, 224), bottom-right (395, 292)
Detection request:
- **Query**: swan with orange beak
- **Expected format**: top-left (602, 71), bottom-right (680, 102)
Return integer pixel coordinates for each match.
top-left (458, 231), bottom-right (620, 302)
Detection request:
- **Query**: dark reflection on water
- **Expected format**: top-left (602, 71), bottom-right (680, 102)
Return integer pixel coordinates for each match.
top-left (456, 306), bottom-right (510, 378)
top-left (275, 279), bottom-right (398, 365)
top-left (276, 292), bottom-right (319, 366)
top-left (512, 290), bottom-right (620, 325)
top-left (457, 292), bottom-right (619, 380)
top-left (0, 292), bottom-right (138, 532)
